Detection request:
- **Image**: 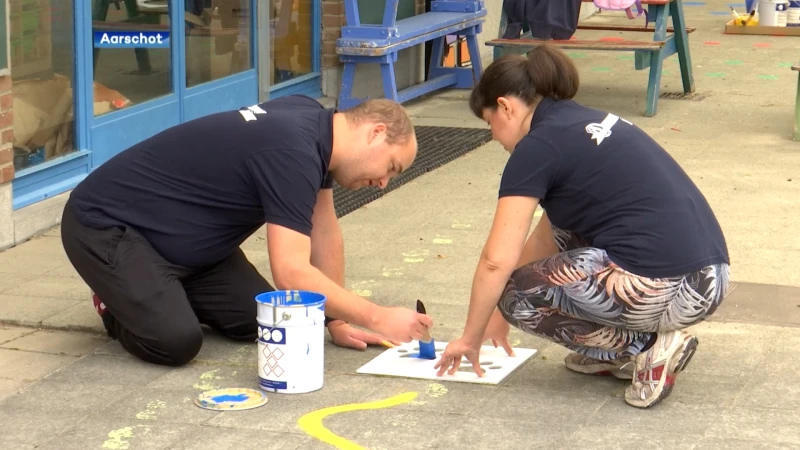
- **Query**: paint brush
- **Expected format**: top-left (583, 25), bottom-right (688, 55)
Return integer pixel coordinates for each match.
top-left (415, 299), bottom-right (436, 360)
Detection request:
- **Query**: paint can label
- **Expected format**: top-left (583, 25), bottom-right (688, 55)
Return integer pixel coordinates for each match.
top-left (257, 323), bottom-right (324, 394)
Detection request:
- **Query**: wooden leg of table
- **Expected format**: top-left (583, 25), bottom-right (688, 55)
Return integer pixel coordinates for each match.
top-left (670, 0), bottom-right (695, 93)
top-left (645, 48), bottom-right (664, 117)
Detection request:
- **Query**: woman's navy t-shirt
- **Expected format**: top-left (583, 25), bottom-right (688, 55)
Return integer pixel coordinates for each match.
top-left (499, 98), bottom-right (729, 278)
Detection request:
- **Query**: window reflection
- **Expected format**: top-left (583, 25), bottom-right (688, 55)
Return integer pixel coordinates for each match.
top-left (271, 0), bottom-right (313, 85)
top-left (92, 0), bottom-right (171, 116)
top-left (10, 0), bottom-right (76, 171)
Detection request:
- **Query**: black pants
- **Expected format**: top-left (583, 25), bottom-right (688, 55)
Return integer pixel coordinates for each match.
top-left (60, 201), bottom-right (274, 366)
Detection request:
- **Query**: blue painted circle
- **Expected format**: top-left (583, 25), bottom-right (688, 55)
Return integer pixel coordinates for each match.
top-left (255, 290), bottom-right (327, 307)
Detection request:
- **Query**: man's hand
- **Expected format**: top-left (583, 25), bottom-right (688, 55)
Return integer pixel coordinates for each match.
top-left (327, 320), bottom-right (399, 350)
top-left (371, 306), bottom-right (433, 343)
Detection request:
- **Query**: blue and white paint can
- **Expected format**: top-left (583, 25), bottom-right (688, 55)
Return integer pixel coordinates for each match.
top-left (255, 290), bottom-right (327, 394)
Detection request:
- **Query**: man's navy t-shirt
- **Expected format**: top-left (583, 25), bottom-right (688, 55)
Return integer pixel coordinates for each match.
top-left (69, 95), bottom-right (334, 269)
top-left (499, 98), bottom-right (729, 278)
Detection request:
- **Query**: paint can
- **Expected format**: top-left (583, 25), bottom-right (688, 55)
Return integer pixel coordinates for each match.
top-left (759, 0), bottom-right (790, 26)
top-left (255, 290), bottom-right (327, 394)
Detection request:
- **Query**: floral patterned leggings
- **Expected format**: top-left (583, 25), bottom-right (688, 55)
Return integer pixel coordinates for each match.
top-left (498, 226), bottom-right (731, 361)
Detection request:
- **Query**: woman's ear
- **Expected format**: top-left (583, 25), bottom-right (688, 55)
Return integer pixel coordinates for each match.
top-left (496, 97), bottom-right (513, 119)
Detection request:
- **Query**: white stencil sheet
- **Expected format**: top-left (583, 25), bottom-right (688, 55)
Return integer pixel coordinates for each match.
top-left (356, 342), bottom-right (537, 385)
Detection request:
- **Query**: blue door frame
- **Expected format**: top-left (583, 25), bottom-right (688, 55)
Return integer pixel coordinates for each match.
top-left (10, 0), bottom-right (326, 210)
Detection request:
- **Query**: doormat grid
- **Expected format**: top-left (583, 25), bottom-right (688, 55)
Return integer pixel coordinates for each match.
top-left (333, 126), bottom-right (492, 218)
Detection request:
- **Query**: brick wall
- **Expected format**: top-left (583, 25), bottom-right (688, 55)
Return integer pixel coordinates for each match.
top-left (0, 75), bottom-right (12, 184)
top-left (321, 0), bottom-right (345, 70)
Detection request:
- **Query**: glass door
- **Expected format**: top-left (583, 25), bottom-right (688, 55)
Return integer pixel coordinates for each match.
top-left (89, 0), bottom-right (180, 167)
top-left (88, 0), bottom-right (258, 167)
top-left (181, 0), bottom-right (258, 121)
top-left (268, 0), bottom-right (321, 99)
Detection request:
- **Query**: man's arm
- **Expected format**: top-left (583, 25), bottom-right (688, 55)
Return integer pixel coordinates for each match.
top-left (267, 221), bottom-right (376, 326)
top-left (309, 189), bottom-right (345, 288)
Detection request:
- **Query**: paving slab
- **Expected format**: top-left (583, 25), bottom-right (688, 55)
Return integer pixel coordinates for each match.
top-left (0, 324), bottom-right (35, 344)
top-left (0, 329), bottom-right (108, 356)
top-left (0, 294), bottom-right (81, 325)
top-left (0, 348), bottom-right (78, 381)
top-left (170, 427), bottom-right (311, 450)
top-left (206, 374), bottom-right (389, 434)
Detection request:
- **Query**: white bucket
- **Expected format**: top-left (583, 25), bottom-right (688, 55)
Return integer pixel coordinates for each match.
top-left (255, 290), bottom-right (327, 394)
top-left (759, 0), bottom-right (790, 26)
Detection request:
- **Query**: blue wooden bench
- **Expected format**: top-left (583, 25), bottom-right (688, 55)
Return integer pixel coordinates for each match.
top-left (335, 0), bottom-right (487, 110)
top-left (486, 0), bottom-right (695, 117)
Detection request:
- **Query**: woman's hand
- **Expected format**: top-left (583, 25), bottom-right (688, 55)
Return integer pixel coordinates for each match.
top-left (433, 336), bottom-right (484, 377)
top-left (484, 308), bottom-right (515, 356)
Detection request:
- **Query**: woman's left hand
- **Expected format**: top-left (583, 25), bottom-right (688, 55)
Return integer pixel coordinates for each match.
top-left (434, 336), bottom-right (484, 377)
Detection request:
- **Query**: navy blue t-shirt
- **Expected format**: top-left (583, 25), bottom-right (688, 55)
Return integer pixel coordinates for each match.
top-left (499, 98), bottom-right (729, 278)
top-left (69, 95), bottom-right (334, 269)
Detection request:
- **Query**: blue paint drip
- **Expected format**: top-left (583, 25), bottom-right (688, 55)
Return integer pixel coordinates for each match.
top-left (210, 394), bottom-right (250, 403)
top-left (683, 1), bottom-right (706, 5)
top-left (307, 343), bottom-right (310, 354)
top-left (709, 11), bottom-right (731, 15)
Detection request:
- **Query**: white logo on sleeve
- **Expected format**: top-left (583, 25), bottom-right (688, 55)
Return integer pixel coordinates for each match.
top-left (585, 113), bottom-right (633, 145)
top-left (239, 104), bottom-right (267, 121)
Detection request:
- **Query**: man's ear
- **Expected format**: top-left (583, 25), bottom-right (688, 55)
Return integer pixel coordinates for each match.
top-left (370, 123), bottom-right (387, 143)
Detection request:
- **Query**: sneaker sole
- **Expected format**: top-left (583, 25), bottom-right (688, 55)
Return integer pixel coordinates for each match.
top-left (626, 333), bottom-right (698, 409)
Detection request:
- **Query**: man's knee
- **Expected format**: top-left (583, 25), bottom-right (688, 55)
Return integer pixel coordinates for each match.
top-left (138, 325), bottom-right (204, 367)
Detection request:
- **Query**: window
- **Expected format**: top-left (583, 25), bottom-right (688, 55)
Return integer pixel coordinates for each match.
top-left (9, 0), bottom-right (76, 172)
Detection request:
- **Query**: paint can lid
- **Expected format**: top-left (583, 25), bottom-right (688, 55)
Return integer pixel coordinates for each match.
top-left (194, 388), bottom-right (268, 411)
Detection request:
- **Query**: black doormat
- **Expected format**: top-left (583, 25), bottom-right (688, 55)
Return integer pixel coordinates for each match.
top-left (332, 126), bottom-right (493, 218)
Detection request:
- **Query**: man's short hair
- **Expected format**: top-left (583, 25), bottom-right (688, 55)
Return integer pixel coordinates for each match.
top-left (341, 99), bottom-right (414, 146)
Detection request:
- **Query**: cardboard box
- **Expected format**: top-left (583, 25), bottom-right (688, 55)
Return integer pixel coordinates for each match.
top-left (724, 19), bottom-right (800, 36)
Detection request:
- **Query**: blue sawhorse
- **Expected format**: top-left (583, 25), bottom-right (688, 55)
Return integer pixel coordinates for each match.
top-left (488, 0), bottom-right (694, 117)
top-left (335, 0), bottom-right (487, 110)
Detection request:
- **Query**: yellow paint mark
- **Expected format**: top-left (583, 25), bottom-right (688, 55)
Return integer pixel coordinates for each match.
top-left (381, 267), bottom-right (403, 277)
top-left (510, 338), bottom-right (522, 347)
top-left (102, 426), bottom-right (134, 450)
top-left (451, 221), bottom-right (472, 230)
top-left (402, 249), bottom-right (428, 263)
top-left (297, 392), bottom-right (418, 449)
top-left (351, 280), bottom-right (377, 297)
top-left (135, 400), bottom-right (166, 420)
top-left (432, 237), bottom-right (452, 245)
top-left (193, 369), bottom-right (222, 390)
top-left (425, 383), bottom-right (448, 398)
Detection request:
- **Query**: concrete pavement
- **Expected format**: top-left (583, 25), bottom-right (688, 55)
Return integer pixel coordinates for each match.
top-left (2, 1), bottom-right (800, 448)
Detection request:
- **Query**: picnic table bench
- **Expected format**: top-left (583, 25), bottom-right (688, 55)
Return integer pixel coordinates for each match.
top-left (334, 0), bottom-right (487, 110)
top-left (486, 0), bottom-right (695, 117)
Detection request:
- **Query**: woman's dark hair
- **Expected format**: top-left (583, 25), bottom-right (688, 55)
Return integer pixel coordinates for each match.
top-left (469, 44), bottom-right (580, 119)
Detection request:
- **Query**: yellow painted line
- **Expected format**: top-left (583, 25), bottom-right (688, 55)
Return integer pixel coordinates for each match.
top-left (297, 392), bottom-right (418, 450)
